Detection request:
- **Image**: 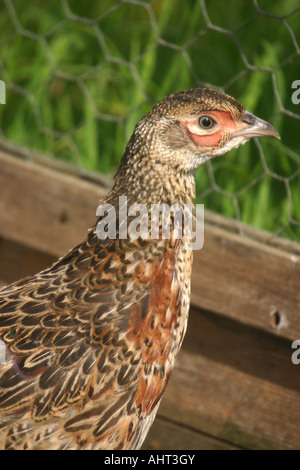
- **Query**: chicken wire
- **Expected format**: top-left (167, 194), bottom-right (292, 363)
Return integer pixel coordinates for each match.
top-left (0, 0), bottom-right (300, 243)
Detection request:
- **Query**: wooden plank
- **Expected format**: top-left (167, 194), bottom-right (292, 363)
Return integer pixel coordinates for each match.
top-left (0, 237), bottom-right (56, 285)
top-left (191, 221), bottom-right (300, 341)
top-left (0, 150), bottom-right (107, 257)
top-left (142, 416), bottom-right (239, 450)
top-left (158, 306), bottom-right (300, 450)
top-left (0, 149), bottom-right (299, 340)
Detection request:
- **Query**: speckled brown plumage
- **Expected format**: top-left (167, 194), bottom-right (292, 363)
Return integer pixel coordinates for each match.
top-left (0, 88), bottom-right (279, 449)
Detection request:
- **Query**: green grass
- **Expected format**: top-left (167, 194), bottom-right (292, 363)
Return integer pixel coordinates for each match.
top-left (0, 0), bottom-right (299, 240)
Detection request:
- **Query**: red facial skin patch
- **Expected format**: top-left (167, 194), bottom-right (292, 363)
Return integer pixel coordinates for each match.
top-left (180, 111), bottom-right (238, 147)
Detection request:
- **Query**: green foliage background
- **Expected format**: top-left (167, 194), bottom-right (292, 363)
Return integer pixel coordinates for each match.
top-left (0, 0), bottom-right (299, 240)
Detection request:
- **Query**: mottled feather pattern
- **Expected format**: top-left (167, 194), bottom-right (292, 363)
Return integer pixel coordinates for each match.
top-left (0, 218), bottom-right (191, 449)
top-left (0, 88), bottom-right (278, 449)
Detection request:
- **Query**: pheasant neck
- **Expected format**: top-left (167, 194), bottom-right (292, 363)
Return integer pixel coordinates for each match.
top-left (110, 163), bottom-right (195, 207)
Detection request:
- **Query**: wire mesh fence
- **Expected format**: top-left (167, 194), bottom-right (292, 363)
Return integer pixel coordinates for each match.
top-left (0, 0), bottom-right (299, 243)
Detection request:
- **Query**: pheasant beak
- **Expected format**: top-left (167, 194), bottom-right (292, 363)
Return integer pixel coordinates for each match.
top-left (234, 110), bottom-right (280, 140)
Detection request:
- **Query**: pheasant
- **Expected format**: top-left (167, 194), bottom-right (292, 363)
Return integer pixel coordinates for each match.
top-left (0, 88), bottom-right (279, 449)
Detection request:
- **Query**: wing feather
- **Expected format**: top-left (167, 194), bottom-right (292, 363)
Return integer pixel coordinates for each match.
top-left (0, 228), bottom-right (182, 449)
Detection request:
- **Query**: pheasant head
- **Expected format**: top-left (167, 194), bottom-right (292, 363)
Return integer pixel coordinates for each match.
top-left (113, 88), bottom-right (279, 205)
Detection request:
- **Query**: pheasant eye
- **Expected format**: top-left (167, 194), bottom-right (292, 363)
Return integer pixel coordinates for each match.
top-left (198, 116), bottom-right (215, 129)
